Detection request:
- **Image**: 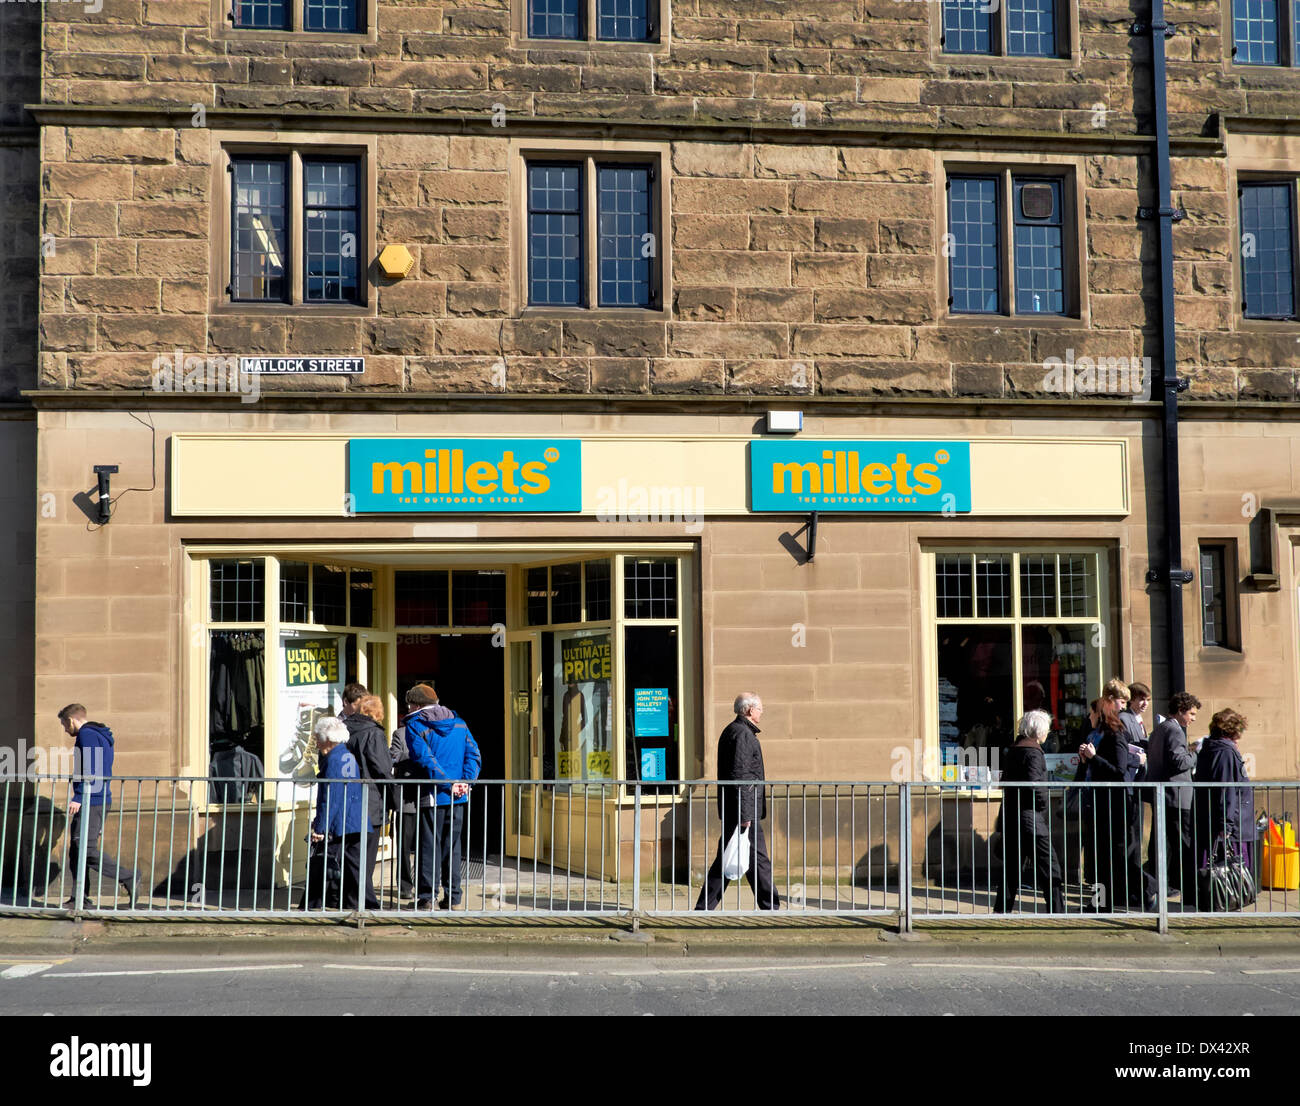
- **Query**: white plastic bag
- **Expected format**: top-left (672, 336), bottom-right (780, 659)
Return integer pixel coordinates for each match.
top-left (721, 826), bottom-right (751, 881)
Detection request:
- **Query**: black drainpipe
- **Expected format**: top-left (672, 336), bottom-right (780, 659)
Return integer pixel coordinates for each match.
top-left (1138, 0), bottom-right (1193, 697)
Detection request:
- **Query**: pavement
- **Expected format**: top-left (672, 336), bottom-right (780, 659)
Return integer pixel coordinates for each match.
top-left (3, 913), bottom-right (1300, 961)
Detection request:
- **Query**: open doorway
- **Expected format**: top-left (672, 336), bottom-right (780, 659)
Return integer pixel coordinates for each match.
top-left (397, 632), bottom-right (505, 861)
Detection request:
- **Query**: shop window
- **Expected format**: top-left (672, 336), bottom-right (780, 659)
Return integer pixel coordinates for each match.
top-left (1199, 543), bottom-right (1240, 650)
top-left (452, 570), bottom-right (506, 627)
top-left (349, 570), bottom-right (374, 629)
top-left (279, 561), bottom-right (309, 623)
top-left (546, 627), bottom-right (615, 782)
top-left (624, 557), bottom-right (677, 619)
top-left (526, 566), bottom-right (551, 626)
top-left (1240, 181), bottom-right (1297, 319)
top-left (623, 625), bottom-right (679, 789)
top-left (395, 570), bottom-right (449, 627)
top-left (527, 0), bottom-right (658, 41)
top-left (942, 0), bottom-right (1066, 57)
top-left (209, 630), bottom-right (266, 772)
top-left (201, 557), bottom-right (373, 787)
top-left (946, 171), bottom-right (1074, 317)
top-left (230, 0), bottom-right (362, 31)
top-left (226, 151), bottom-right (365, 307)
top-left (312, 564), bottom-right (348, 626)
top-left (931, 550), bottom-right (1106, 771)
top-left (526, 158), bottom-right (660, 309)
top-left (585, 559), bottom-right (611, 621)
top-left (210, 559), bottom-right (265, 622)
top-left (1231, 0), bottom-right (1284, 63)
top-left (551, 562), bottom-right (582, 624)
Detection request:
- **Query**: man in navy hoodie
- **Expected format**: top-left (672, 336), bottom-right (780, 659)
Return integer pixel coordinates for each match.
top-left (402, 684), bottom-right (481, 909)
top-left (58, 704), bottom-right (138, 908)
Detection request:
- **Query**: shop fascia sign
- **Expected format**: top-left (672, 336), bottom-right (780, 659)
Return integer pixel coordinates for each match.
top-left (749, 440), bottom-right (972, 513)
top-left (348, 438), bottom-right (582, 513)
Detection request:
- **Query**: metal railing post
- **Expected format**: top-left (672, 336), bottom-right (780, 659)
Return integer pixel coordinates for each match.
top-left (1154, 783), bottom-right (1168, 934)
top-left (899, 782), bottom-right (913, 934)
top-left (631, 781), bottom-right (642, 931)
top-left (73, 790), bottom-right (90, 915)
top-left (359, 787), bottom-right (369, 927)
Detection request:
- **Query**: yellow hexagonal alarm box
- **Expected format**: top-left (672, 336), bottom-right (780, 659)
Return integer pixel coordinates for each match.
top-left (377, 244), bottom-right (415, 279)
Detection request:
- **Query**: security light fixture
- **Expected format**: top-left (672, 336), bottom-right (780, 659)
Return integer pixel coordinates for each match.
top-left (766, 410), bottom-right (803, 434)
top-left (92, 465), bottom-right (118, 524)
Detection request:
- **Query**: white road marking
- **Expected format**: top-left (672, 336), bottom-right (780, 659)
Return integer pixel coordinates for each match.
top-left (1239, 967), bottom-right (1300, 975)
top-left (43, 964), bottom-right (304, 979)
top-left (606, 962), bottom-right (887, 977)
top-left (910, 962), bottom-right (1214, 975)
top-left (322, 964), bottom-right (583, 977)
top-left (1, 964), bottom-right (53, 979)
top-left (320, 961), bottom-right (885, 978)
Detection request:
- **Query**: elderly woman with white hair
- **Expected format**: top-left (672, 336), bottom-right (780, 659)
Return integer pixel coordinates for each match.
top-left (299, 716), bottom-right (367, 911)
top-left (993, 709), bottom-right (1065, 915)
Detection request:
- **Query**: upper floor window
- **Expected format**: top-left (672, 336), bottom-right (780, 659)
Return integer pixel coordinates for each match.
top-left (528, 0), bottom-right (657, 42)
top-left (526, 158), bottom-right (660, 309)
top-left (1231, 0), bottom-right (1291, 63)
top-left (942, 0), bottom-right (1065, 57)
top-left (229, 152), bottom-right (363, 307)
top-left (230, 0), bottom-right (362, 32)
top-left (1240, 180), bottom-right (1297, 319)
top-left (947, 171), bottom-right (1071, 317)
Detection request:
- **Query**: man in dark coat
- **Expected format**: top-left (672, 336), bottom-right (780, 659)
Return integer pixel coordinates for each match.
top-left (694, 692), bottom-right (781, 911)
top-left (1145, 691), bottom-right (1200, 896)
top-left (341, 694), bottom-right (393, 910)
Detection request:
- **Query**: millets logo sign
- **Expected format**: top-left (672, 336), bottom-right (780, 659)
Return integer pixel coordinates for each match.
top-left (750, 440), bottom-right (972, 513)
top-left (348, 439), bottom-right (582, 513)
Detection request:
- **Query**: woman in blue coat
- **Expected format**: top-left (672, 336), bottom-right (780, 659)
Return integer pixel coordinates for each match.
top-left (301, 717), bottom-right (367, 910)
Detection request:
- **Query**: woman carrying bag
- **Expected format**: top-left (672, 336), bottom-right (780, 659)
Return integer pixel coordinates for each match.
top-left (994, 710), bottom-right (1065, 915)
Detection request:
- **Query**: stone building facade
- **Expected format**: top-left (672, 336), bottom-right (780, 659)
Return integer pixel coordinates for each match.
top-left (12, 0), bottom-right (1300, 806)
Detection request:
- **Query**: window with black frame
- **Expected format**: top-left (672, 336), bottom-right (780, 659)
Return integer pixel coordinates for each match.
top-left (228, 152), bottom-right (363, 306)
top-left (1240, 181), bottom-right (1297, 319)
top-left (230, 0), bottom-right (361, 31)
top-left (528, 0), bottom-right (657, 42)
top-left (942, 0), bottom-right (1065, 56)
top-left (527, 157), bottom-right (659, 309)
top-left (1231, 0), bottom-right (1295, 64)
top-left (231, 158), bottom-right (288, 303)
top-left (947, 170), bottom-right (1072, 318)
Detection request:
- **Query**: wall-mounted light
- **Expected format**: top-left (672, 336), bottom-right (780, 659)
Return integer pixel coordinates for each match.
top-left (378, 244), bottom-right (415, 280)
top-left (766, 410), bottom-right (803, 434)
top-left (92, 465), bottom-right (118, 524)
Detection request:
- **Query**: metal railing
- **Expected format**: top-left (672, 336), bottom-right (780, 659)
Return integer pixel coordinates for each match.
top-left (1, 775), bottom-right (1296, 928)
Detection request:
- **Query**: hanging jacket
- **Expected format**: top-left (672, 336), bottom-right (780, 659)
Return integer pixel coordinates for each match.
top-left (342, 713), bottom-right (393, 826)
top-left (72, 722), bottom-right (115, 807)
top-left (313, 744), bottom-right (367, 837)
top-left (403, 705), bottom-right (482, 806)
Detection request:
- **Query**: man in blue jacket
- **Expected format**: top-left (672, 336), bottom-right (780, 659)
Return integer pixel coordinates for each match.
top-left (402, 683), bottom-right (481, 910)
top-left (58, 704), bottom-right (138, 908)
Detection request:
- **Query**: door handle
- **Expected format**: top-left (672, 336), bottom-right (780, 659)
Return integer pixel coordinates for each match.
top-left (530, 726), bottom-right (538, 758)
